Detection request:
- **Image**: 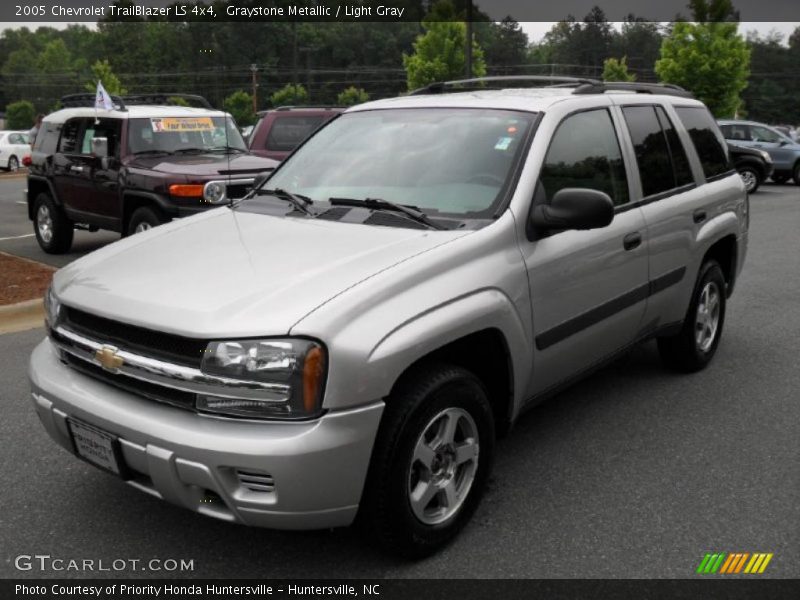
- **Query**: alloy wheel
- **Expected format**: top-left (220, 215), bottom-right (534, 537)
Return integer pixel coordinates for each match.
top-left (695, 281), bottom-right (721, 353)
top-left (37, 204), bottom-right (53, 243)
top-left (408, 407), bottom-right (479, 525)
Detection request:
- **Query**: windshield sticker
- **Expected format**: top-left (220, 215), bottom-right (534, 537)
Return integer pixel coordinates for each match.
top-left (494, 137), bottom-right (513, 151)
top-left (151, 117), bottom-right (214, 133)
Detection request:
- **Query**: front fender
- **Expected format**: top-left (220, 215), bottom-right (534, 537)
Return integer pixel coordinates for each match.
top-left (365, 288), bottom-right (531, 417)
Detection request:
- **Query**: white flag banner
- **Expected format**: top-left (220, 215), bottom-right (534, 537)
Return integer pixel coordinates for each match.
top-left (95, 81), bottom-right (114, 110)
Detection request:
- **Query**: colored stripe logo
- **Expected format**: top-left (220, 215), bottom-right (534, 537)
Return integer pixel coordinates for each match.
top-left (696, 552), bottom-right (773, 574)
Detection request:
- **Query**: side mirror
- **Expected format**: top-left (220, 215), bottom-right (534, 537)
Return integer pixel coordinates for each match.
top-left (531, 188), bottom-right (614, 232)
top-left (252, 170), bottom-right (272, 190)
top-left (91, 137), bottom-right (109, 158)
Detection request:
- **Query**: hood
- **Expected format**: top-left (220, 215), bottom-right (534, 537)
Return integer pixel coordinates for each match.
top-left (127, 153), bottom-right (277, 176)
top-left (54, 209), bottom-right (468, 338)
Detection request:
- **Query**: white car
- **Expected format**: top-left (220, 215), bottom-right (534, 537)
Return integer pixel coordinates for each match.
top-left (0, 130), bottom-right (30, 171)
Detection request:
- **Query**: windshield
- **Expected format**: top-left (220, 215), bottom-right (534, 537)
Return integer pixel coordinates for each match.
top-left (263, 108), bottom-right (536, 217)
top-left (127, 116), bottom-right (246, 154)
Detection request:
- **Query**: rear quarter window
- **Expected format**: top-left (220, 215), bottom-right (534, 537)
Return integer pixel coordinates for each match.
top-left (675, 107), bottom-right (731, 180)
top-left (35, 123), bottom-right (60, 154)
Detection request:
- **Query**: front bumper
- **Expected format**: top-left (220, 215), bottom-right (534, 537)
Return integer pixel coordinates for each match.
top-left (29, 338), bottom-right (383, 530)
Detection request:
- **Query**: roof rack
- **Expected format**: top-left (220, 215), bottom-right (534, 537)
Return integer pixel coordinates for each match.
top-left (409, 75), bottom-right (600, 95)
top-left (60, 93), bottom-right (128, 111)
top-left (58, 93), bottom-right (214, 111)
top-left (122, 94), bottom-right (213, 109)
top-left (573, 81), bottom-right (693, 98)
top-left (408, 76), bottom-right (693, 99)
top-left (273, 105), bottom-right (344, 111)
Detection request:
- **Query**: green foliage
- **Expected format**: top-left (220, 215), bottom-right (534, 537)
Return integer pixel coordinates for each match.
top-left (655, 22), bottom-right (750, 118)
top-left (403, 20), bottom-right (486, 90)
top-left (166, 96), bottom-right (190, 107)
top-left (480, 17), bottom-right (529, 67)
top-left (336, 86), bottom-right (370, 106)
top-left (687, 0), bottom-right (739, 21)
top-left (84, 59), bottom-right (127, 95)
top-left (6, 100), bottom-right (35, 129)
top-left (223, 90), bottom-right (255, 127)
top-left (270, 84), bottom-right (308, 107)
top-left (602, 57), bottom-right (636, 81)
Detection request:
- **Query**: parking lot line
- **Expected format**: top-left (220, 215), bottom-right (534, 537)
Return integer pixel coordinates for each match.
top-left (15, 201), bottom-right (26, 205)
top-left (0, 234), bottom-right (34, 241)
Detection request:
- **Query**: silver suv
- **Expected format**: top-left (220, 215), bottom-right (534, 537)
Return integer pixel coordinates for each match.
top-left (29, 77), bottom-right (748, 557)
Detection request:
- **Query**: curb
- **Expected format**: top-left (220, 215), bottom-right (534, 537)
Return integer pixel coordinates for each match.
top-left (0, 297), bottom-right (45, 335)
top-left (0, 170), bottom-right (28, 180)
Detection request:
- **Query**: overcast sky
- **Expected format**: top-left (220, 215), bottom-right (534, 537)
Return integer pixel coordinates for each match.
top-left (1, 20), bottom-right (798, 44)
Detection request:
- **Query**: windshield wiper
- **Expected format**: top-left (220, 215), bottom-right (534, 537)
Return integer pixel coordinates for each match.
top-left (173, 147), bottom-right (208, 154)
top-left (328, 197), bottom-right (445, 230)
top-left (132, 149), bottom-right (172, 156)
top-left (209, 145), bottom-right (248, 154)
top-left (255, 188), bottom-right (315, 215)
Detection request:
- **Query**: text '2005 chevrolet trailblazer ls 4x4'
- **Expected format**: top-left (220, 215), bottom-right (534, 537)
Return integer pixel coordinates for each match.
top-left (30, 77), bottom-right (748, 557)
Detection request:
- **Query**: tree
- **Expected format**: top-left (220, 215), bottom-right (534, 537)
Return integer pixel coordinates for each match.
top-left (270, 84), bottom-right (308, 107)
top-left (403, 20), bottom-right (486, 90)
top-left (6, 100), bottom-right (35, 129)
top-left (84, 59), bottom-right (127, 95)
top-left (223, 90), bottom-right (255, 127)
top-left (655, 22), bottom-right (750, 117)
top-left (602, 57), bottom-right (636, 81)
top-left (482, 17), bottom-right (529, 67)
top-left (337, 87), bottom-right (370, 106)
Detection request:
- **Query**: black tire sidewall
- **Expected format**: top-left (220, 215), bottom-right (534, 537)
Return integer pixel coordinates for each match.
top-left (793, 163), bottom-right (800, 186)
top-left (8, 156), bottom-right (18, 171)
top-left (739, 167), bottom-right (759, 193)
top-left (33, 193), bottom-right (73, 253)
top-left (127, 207), bottom-right (163, 235)
top-left (364, 365), bottom-right (495, 557)
top-left (685, 261), bottom-right (727, 366)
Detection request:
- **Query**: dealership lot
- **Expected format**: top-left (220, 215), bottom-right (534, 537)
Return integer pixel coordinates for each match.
top-left (1, 177), bottom-right (798, 578)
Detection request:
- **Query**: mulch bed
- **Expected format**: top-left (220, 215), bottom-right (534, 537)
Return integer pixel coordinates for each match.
top-left (0, 252), bottom-right (55, 305)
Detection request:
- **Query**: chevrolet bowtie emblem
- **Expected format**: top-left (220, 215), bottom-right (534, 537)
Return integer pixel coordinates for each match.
top-left (95, 346), bottom-right (124, 371)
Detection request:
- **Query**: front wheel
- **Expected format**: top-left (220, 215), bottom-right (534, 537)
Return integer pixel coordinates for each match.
top-left (359, 364), bottom-right (495, 558)
top-left (737, 167), bottom-right (760, 194)
top-left (657, 261), bottom-right (726, 372)
top-left (126, 206), bottom-right (166, 235)
top-left (33, 193), bottom-right (73, 254)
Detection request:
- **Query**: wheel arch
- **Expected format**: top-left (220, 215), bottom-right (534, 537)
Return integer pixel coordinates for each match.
top-left (26, 176), bottom-right (61, 220)
top-left (122, 192), bottom-right (169, 233)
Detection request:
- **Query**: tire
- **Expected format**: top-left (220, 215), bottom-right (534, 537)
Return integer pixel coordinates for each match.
top-left (359, 363), bottom-right (495, 558)
top-left (737, 166), bottom-right (760, 194)
top-left (657, 261), bottom-right (726, 373)
top-left (771, 173), bottom-right (789, 185)
top-left (126, 206), bottom-right (166, 235)
top-left (7, 156), bottom-right (19, 172)
top-left (33, 193), bottom-right (73, 254)
top-left (793, 163), bottom-right (800, 186)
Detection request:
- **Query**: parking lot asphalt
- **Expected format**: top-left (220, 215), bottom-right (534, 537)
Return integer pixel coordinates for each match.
top-left (0, 179), bottom-right (798, 578)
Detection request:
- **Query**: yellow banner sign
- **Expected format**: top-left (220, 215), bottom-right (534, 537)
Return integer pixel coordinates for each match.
top-left (151, 117), bottom-right (214, 133)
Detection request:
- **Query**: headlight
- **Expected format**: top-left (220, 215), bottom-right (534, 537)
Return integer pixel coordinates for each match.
top-left (197, 338), bottom-right (326, 419)
top-left (43, 285), bottom-right (60, 329)
top-left (203, 181), bottom-right (226, 204)
top-left (759, 150), bottom-right (772, 163)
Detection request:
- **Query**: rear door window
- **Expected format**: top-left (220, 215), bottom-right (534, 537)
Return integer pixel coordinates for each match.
top-left (265, 115), bottom-right (326, 152)
top-left (675, 107), bottom-right (731, 180)
top-left (656, 106), bottom-right (694, 187)
top-left (622, 106), bottom-right (675, 197)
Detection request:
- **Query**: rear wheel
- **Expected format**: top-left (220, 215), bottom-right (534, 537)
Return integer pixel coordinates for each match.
top-left (657, 261), bottom-right (726, 372)
top-left (126, 206), bottom-right (166, 235)
top-left (33, 193), bottom-right (73, 254)
top-left (359, 364), bottom-right (495, 558)
top-left (7, 156), bottom-right (19, 172)
top-left (737, 166), bottom-right (760, 194)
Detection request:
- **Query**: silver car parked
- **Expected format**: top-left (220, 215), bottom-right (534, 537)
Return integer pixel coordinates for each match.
top-left (29, 77), bottom-right (748, 557)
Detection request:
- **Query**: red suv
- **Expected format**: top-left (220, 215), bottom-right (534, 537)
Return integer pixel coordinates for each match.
top-left (248, 106), bottom-right (342, 162)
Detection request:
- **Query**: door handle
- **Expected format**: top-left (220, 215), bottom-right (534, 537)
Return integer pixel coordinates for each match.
top-left (693, 209), bottom-right (707, 224)
top-left (69, 165), bottom-right (84, 173)
top-left (623, 232), bottom-right (642, 251)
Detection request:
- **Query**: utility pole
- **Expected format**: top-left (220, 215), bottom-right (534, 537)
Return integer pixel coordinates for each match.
top-left (250, 64), bottom-right (258, 114)
top-left (465, 0), bottom-right (473, 78)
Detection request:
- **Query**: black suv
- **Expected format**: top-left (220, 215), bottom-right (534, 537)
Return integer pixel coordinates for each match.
top-left (27, 94), bottom-right (277, 253)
